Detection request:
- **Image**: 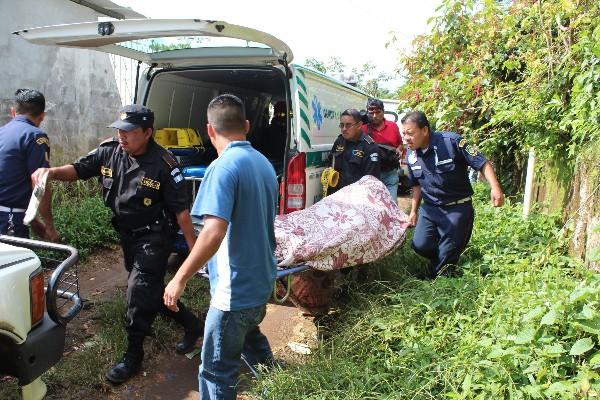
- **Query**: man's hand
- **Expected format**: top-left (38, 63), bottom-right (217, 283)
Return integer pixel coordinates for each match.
top-left (408, 210), bottom-right (418, 227)
top-left (164, 277), bottom-right (186, 312)
top-left (31, 167), bottom-right (50, 186)
top-left (491, 187), bottom-right (504, 207)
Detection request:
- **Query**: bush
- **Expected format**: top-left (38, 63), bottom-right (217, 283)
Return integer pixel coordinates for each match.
top-left (50, 181), bottom-right (117, 259)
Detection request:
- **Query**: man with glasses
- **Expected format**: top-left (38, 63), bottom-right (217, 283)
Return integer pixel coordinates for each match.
top-left (327, 108), bottom-right (380, 195)
top-left (361, 98), bottom-right (403, 199)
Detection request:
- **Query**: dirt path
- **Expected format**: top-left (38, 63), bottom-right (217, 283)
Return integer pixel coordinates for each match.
top-left (70, 247), bottom-right (317, 400)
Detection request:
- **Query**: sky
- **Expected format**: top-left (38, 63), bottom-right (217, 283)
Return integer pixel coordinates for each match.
top-left (113, 0), bottom-right (442, 91)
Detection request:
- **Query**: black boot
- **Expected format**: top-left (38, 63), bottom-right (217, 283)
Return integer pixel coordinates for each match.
top-left (175, 311), bottom-right (204, 354)
top-left (105, 337), bottom-right (143, 384)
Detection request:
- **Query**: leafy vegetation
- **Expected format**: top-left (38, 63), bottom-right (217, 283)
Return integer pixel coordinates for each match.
top-left (45, 181), bottom-right (117, 259)
top-left (397, 0), bottom-right (600, 195)
top-left (258, 184), bottom-right (600, 399)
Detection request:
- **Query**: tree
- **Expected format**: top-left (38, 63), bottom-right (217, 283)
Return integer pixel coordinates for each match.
top-left (304, 57), bottom-right (394, 98)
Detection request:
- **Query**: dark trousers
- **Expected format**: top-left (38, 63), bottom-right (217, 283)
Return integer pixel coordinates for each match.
top-left (0, 211), bottom-right (29, 238)
top-left (120, 230), bottom-right (196, 356)
top-left (411, 202), bottom-right (474, 277)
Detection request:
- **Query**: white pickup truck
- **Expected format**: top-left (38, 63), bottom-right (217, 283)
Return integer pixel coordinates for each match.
top-left (0, 235), bottom-right (81, 400)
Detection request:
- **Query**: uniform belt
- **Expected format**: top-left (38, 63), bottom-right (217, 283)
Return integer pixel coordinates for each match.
top-left (443, 197), bottom-right (471, 206)
top-left (0, 206), bottom-right (26, 213)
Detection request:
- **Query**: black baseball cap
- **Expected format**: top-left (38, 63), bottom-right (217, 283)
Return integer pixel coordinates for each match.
top-left (367, 98), bottom-right (384, 110)
top-left (108, 104), bottom-right (154, 131)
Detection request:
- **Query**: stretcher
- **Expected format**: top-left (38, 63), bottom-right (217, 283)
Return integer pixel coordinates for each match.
top-left (182, 170), bottom-right (409, 316)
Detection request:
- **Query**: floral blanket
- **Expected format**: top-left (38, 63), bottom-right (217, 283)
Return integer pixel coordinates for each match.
top-left (274, 175), bottom-right (409, 271)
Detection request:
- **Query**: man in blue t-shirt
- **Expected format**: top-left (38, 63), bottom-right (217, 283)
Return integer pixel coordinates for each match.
top-left (0, 89), bottom-right (58, 240)
top-left (164, 94), bottom-right (278, 400)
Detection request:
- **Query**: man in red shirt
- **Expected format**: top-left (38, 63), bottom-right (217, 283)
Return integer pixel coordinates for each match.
top-left (361, 99), bottom-right (403, 199)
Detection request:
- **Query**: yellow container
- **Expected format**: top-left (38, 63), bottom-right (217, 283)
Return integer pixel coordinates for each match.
top-left (154, 128), bottom-right (203, 148)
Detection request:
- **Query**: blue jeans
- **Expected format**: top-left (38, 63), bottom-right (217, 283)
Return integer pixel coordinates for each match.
top-left (380, 168), bottom-right (399, 199)
top-left (199, 304), bottom-right (273, 400)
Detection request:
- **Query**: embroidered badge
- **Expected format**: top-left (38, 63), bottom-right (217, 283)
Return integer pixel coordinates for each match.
top-left (100, 166), bottom-right (113, 178)
top-left (335, 145), bottom-right (345, 152)
top-left (173, 174), bottom-right (184, 184)
top-left (465, 144), bottom-right (479, 156)
top-left (458, 139), bottom-right (467, 148)
top-left (141, 177), bottom-right (160, 190)
top-left (370, 152), bottom-right (379, 162)
top-left (352, 150), bottom-right (364, 157)
top-left (170, 168), bottom-right (181, 176)
top-left (36, 137), bottom-right (50, 146)
top-left (143, 197), bottom-right (152, 206)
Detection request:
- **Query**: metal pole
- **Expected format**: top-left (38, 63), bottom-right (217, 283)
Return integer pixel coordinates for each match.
top-left (523, 147), bottom-right (536, 218)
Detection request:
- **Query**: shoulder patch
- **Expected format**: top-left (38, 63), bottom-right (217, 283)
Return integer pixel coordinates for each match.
top-left (458, 138), bottom-right (467, 148)
top-left (99, 137), bottom-right (118, 147)
top-left (161, 152), bottom-right (178, 169)
top-left (465, 144), bottom-right (480, 156)
top-left (36, 136), bottom-right (50, 147)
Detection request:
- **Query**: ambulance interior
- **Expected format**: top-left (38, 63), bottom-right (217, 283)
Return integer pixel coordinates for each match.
top-left (145, 68), bottom-right (289, 176)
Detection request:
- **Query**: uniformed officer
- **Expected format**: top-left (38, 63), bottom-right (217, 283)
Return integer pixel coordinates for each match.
top-left (328, 108), bottom-right (381, 195)
top-left (402, 111), bottom-right (504, 278)
top-left (0, 89), bottom-right (58, 240)
top-left (32, 105), bottom-right (203, 384)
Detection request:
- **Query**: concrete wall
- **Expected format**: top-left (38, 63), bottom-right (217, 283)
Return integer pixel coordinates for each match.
top-left (0, 0), bottom-right (122, 164)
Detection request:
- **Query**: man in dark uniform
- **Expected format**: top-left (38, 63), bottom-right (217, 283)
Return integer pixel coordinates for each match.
top-left (32, 105), bottom-right (203, 384)
top-left (402, 111), bottom-right (504, 278)
top-left (328, 108), bottom-right (380, 195)
top-left (0, 89), bottom-right (58, 240)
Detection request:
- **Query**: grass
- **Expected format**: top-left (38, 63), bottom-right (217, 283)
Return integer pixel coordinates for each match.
top-left (256, 185), bottom-right (600, 399)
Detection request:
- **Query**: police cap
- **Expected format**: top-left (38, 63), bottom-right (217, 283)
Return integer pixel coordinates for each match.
top-left (108, 104), bottom-right (154, 131)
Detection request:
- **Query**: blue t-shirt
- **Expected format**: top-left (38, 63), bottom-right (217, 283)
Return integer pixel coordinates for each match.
top-left (191, 141), bottom-right (278, 311)
top-left (0, 116), bottom-right (50, 208)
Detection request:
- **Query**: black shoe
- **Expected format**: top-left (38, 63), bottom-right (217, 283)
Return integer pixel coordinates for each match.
top-left (105, 355), bottom-right (142, 384)
top-left (175, 317), bottom-right (204, 355)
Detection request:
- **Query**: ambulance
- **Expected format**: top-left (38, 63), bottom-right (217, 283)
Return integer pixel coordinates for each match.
top-left (14, 19), bottom-right (372, 212)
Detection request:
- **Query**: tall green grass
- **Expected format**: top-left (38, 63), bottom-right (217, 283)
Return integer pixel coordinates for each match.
top-left (48, 180), bottom-right (117, 259)
top-left (258, 185), bottom-right (599, 399)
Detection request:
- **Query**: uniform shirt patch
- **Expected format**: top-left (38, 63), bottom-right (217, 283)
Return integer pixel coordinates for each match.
top-left (465, 144), bottom-right (479, 156)
top-left (370, 152), bottom-right (379, 162)
top-left (458, 139), bottom-right (467, 148)
top-left (408, 152), bottom-right (418, 164)
top-left (141, 177), bottom-right (160, 190)
top-left (170, 168), bottom-right (181, 176)
top-left (143, 197), bottom-right (152, 206)
top-left (173, 174), bottom-right (184, 184)
top-left (36, 137), bottom-right (50, 146)
top-left (352, 150), bottom-right (364, 157)
top-left (101, 166), bottom-right (113, 178)
top-left (335, 145), bottom-right (345, 152)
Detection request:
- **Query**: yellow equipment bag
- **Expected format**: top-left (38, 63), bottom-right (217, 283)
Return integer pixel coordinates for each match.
top-left (154, 128), bottom-right (203, 149)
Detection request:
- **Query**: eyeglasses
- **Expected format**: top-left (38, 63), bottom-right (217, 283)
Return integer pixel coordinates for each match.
top-left (339, 122), bottom-right (360, 129)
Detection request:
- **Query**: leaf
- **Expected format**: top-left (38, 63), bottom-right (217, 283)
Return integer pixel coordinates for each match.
top-left (571, 318), bottom-right (600, 335)
top-left (523, 306), bottom-right (546, 322)
top-left (514, 327), bottom-right (537, 344)
top-left (545, 381), bottom-right (575, 396)
top-left (540, 310), bottom-right (558, 326)
top-left (569, 338), bottom-right (595, 356)
top-left (589, 351), bottom-right (600, 366)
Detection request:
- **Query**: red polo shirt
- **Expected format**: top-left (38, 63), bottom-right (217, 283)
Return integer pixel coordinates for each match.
top-left (361, 120), bottom-right (402, 148)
